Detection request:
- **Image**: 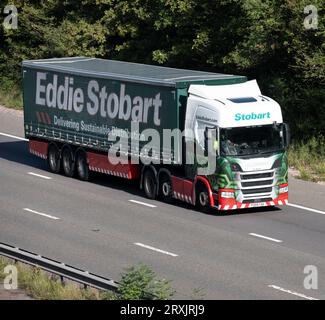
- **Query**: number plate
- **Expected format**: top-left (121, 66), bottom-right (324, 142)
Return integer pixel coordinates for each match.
top-left (249, 202), bottom-right (266, 208)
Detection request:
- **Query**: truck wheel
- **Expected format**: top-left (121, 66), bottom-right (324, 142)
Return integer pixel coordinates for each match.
top-left (48, 144), bottom-right (61, 174)
top-left (143, 169), bottom-right (157, 200)
top-left (76, 151), bottom-right (89, 181)
top-left (159, 175), bottom-right (173, 203)
top-left (196, 184), bottom-right (210, 212)
top-left (62, 146), bottom-right (75, 178)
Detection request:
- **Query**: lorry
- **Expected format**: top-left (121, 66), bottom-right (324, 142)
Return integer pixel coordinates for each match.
top-left (22, 57), bottom-right (289, 212)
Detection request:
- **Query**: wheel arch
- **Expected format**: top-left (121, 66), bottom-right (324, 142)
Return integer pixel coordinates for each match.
top-left (193, 176), bottom-right (214, 207)
top-left (158, 168), bottom-right (172, 185)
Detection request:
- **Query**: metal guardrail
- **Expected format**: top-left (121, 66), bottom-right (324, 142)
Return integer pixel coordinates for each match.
top-left (0, 242), bottom-right (119, 292)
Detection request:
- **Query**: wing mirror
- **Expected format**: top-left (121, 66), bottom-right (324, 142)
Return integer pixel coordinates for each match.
top-left (283, 123), bottom-right (290, 148)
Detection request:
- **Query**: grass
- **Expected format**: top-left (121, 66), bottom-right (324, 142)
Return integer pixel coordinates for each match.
top-left (0, 257), bottom-right (175, 300)
top-left (288, 136), bottom-right (325, 182)
top-left (0, 257), bottom-right (105, 300)
top-left (0, 82), bottom-right (23, 109)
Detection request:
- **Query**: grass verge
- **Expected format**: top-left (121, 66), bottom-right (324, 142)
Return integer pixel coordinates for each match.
top-left (0, 82), bottom-right (23, 110)
top-left (288, 136), bottom-right (325, 182)
top-left (0, 257), bottom-right (105, 299)
top-left (0, 257), bottom-right (174, 300)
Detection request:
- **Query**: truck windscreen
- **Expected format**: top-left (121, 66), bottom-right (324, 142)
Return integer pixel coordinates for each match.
top-left (220, 124), bottom-right (284, 156)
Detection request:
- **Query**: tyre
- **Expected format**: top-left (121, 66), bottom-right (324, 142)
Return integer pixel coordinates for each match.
top-left (159, 174), bottom-right (173, 203)
top-left (48, 144), bottom-right (61, 174)
top-left (76, 151), bottom-right (89, 181)
top-left (143, 169), bottom-right (157, 200)
top-left (196, 184), bottom-right (210, 212)
top-left (62, 146), bottom-right (75, 177)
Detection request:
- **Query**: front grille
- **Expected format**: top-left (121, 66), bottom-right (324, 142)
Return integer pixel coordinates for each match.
top-left (238, 169), bottom-right (275, 201)
top-left (243, 198), bottom-right (273, 203)
top-left (242, 179), bottom-right (273, 187)
top-left (241, 172), bottom-right (273, 180)
top-left (242, 187), bottom-right (272, 195)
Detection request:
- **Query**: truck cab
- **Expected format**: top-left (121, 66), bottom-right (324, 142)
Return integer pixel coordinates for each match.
top-left (185, 80), bottom-right (289, 210)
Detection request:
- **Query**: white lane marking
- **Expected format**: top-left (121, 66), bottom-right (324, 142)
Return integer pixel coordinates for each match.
top-left (28, 172), bottom-right (52, 180)
top-left (287, 203), bottom-right (325, 215)
top-left (134, 243), bottom-right (178, 257)
top-left (0, 132), bottom-right (28, 141)
top-left (268, 285), bottom-right (319, 300)
top-left (23, 208), bottom-right (60, 220)
top-left (129, 200), bottom-right (157, 208)
top-left (249, 233), bottom-right (283, 243)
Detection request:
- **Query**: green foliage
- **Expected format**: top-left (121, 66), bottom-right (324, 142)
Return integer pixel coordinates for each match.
top-left (288, 136), bottom-right (325, 181)
top-left (117, 264), bottom-right (174, 300)
top-left (0, 78), bottom-right (22, 108)
top-left (0, 257), bottom-right (103, 300)
top-left (0, 258), bottom-right (174, 300)
top-left (0, 0), bottom-right (324, 135)
top-left (0, 257), bottom-right (6, 281)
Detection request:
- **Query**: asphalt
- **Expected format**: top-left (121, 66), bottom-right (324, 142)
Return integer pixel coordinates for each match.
top-left (0, 106), bottom-right (325, 300)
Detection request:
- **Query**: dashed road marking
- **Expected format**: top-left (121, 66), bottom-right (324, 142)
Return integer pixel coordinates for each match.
top-left (288, 203), bottom-right (325, 216)
top-left (268, 285), bottom-right (319, 300)
top-left (28, 172), bottom-right (52, 180)
top-left (134, 242), bottom-right (178, 257)
top-left (0, 132), bottom-right (28, 141)
top-left (23, 208), bottom-right (60, 220)
top-left (129, 200), bottom-right (157, 208)
top-left (249, 233), bottom-right (283, 243)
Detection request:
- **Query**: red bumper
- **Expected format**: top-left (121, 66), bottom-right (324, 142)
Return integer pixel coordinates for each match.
top-left (214, 190), bottom-right (288, 211)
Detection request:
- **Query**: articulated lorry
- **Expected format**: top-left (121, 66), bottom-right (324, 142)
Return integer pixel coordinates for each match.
top-left (23, 57), bottom-right (289, 212)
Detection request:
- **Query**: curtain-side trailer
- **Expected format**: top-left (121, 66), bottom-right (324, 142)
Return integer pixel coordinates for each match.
top-left (23, 57), bottom-right (289, 212)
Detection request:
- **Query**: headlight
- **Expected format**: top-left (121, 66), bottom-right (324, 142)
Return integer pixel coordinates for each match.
top-left (279, 185), bottom-right (288, 193)
top-left (221, 191), bottom-right (235, 198)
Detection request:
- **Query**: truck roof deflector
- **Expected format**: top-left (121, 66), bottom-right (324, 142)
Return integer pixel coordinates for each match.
top-left (188, 80), bottom-right (261, 100)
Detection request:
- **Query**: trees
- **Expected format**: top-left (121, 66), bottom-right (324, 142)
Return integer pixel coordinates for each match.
top-left (0, 0), bottom-right (324, 138)
top-left (223, 0), bottom-right (325, 139)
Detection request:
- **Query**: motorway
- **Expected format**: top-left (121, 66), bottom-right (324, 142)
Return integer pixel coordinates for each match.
top-left (1, 106), bottom-right (325, 299)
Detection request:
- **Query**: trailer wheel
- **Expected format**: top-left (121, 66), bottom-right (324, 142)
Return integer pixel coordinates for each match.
top-left (159, 174), bottom-right (173, 203)
top-left (76, 151), bottom-right (89, 181)
top-left (196, 184), bottom-right (210, 212)
top-left (48, 144), bottom-right (61, 174)
top-left (62, 146), bottom-right (75, 178)
top-left (143, 169), bottom-right (157, 200)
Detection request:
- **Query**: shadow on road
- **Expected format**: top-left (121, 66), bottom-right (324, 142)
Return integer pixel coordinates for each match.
top-left (0, 140), bottom-right (282, 216)
top-left (0, 140), bottom-right (47, 170)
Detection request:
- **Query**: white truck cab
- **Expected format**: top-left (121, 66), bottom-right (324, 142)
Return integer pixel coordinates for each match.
top-left (184, 80), bottom-right (289, 210)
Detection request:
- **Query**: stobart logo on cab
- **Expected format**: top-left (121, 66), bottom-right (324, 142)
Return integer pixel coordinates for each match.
top-left (235, 112), bottom-right (271, 121)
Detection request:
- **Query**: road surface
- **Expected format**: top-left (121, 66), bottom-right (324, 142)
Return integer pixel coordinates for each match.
top-left (0, 106), bottom-right (325, 299)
